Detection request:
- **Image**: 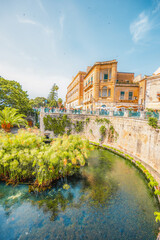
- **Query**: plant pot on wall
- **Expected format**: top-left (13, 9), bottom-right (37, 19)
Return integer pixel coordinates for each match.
top-left (1, 122), bottom-right (13, 132)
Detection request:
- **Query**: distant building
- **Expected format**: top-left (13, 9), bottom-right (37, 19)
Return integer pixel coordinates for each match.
top-left (66, 71), bottom-right (86, 109)
top-left (145, 71), bottom-right (160, 110)
top-left (83, 60), bottom-right (139, 110)
top-left (66, 60), bottom-right (140, 111)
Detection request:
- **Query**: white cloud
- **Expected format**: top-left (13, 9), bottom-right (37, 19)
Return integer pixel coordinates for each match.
top-left (130, 12), bottom-right (151, 43)
top-left (17, 16), bottom-right (37, 25)
top-left (17, 15), bottom-right (53, 36)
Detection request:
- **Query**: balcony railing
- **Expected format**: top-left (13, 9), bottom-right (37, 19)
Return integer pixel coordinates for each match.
top-left (84, 82), bottom-right (93, 91)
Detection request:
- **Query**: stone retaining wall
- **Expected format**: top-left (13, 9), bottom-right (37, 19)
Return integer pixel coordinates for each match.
top-left (40, 112), bottom-right (160, 183)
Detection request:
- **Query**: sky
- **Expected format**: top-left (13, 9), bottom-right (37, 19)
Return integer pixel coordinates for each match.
top-left (0, 0), bottom-right (160, 101)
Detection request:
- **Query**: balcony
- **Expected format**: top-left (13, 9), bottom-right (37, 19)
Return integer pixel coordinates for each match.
top-left (118, 99), bottom-right (138, 103)
top-left (83, 98), bottom-right (92, 104)
top-left (116, 82), bottom-right (139, 86)
top-left (84, 81), bottom-right (93, 91)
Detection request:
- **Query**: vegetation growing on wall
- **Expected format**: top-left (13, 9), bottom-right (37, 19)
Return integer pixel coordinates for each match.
top-left (73, 121), bottom-right (84, 133)
top-left (0, 130), bottom-right (93, 191)
top-left (94, 117), bottom-right (118, 142)
top-left (148, 117), bottom-right (159, 129)
top-left (95, 118), bottom-right (110, 125)
top-left (43, 114), bottom-right (72, 136)
top-left (44, 114), bottom-right (86, 136)
top-left (85, 117), bottom-right (90, 125)
top-left (99, 125), bottom-right (107, 141)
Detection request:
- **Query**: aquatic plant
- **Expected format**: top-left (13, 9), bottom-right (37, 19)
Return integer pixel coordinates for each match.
top-left (154, 212), bottom-right (160, 222)
top-left (0, 130), bottom-right (93, 191)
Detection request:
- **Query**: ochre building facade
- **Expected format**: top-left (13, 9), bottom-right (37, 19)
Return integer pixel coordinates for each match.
top-left (66, 71), bottom-right (86, 109)
top-left (66, 60), bottom-right (139, 110)
top-left (83, 60), bottom-right (139, 110)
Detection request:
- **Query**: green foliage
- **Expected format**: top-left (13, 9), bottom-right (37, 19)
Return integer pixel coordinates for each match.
top-left (0, 77), bottom-right (31, 114)
top-left (95, 118), bottom-right (110, 124)
top-left (30, 97), bottom-right (47, 108)
top-left (154, 212), bottom-right (160, 222)
top-left (43, 114), bottom-right (72, 136)
top-left (58, 98), bottom-right (63, 108)
top-left (154, 189), bottom-right (160, 195)
top-left (74, 121), bottom-right (84, 133)
top-left (0, 107), bottom-right (28, 131)
top-left (125, 154), bottom-right (134, 160)
top-left (85, 117), bottom-right (90, 125)
top-left (148, 117), bottom-right (158, 129)
top-left (0, 130), bottom-right (92, 191)
top-left (89, 129), bottom-right (93, 134)
top-left (95, 118), bottom-right (117, 142)
top-left (148, 180), bottom-right (158, 189)
top-left (99, 125), bottom-right (106, 137)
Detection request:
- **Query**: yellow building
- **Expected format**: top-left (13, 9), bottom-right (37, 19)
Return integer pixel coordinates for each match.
top-left (66, 71), bottom-right (86, 109)
top-left (83, 60), bottom-right (139, 110)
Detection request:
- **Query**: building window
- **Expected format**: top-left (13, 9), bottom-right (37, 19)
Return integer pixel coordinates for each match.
top-left (102, 86), bottom-right (107, 97)
top-left (91, 76), bottom-right (93, 84)
top-left (116, 80), bottom-right (119, 83)
top-left (109, 69), bottom-right (112, 79)
top-left (128, 92), bottom-right (133, 100)
top-left (99, 90), bottom-right (101, 97)
top-left (126, 80), bottom-right (130, 83)
top-left (104, 74), bottom-right (108, 81)
top-left (120, 91), bottom-right (125, 100)
top-left (108, 89), bottom-right (111, 97)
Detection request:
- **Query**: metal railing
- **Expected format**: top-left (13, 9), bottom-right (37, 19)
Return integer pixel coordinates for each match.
top-left (38, 107), bottom-right (160, 120)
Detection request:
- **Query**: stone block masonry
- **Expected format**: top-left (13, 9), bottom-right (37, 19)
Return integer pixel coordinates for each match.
top-left (40, 112), bottom-right (160, 183)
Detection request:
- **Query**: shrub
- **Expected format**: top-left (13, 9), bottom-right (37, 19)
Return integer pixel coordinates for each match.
top-left (0, 130), bottom-right (93, 191)
top-left (148, 117), bottom-right (158, 129)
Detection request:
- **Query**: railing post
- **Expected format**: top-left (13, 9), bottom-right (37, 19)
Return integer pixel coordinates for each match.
top-left (140, 111), bottom-right (145, 119)
top-left (109, 111), bottom-right (113, 117)
top-left (124, 110), bottom-right (129, 117)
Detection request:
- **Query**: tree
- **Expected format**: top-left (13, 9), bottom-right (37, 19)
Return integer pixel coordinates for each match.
top-left (30, 97), bottom-right (47, 108)
top-left (0, 77), bottom-right (32, 114)
top-left (58, 98), bottom-right (63, 108)
top-left (48, 84), bottom-right (59, 102)
top-left (0, 107), bottom-right (28, 132)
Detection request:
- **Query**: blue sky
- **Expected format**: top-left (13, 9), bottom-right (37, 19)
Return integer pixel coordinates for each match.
top-left (0, 0), bottom-right (160, 100)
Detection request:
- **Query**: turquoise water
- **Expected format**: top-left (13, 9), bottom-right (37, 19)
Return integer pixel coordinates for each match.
top-left (0, 149), bottom-right (159, 240)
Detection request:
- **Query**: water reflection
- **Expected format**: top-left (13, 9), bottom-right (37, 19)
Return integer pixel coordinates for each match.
top-left (0, 149), bottom-right (159, 240)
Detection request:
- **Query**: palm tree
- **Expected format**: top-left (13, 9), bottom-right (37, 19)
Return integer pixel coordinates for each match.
top-left (0, 107), bottom-right (28, 132)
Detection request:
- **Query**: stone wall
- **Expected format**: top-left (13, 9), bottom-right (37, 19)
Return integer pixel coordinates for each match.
top-left (40, 112), bottom-right (160, 183)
